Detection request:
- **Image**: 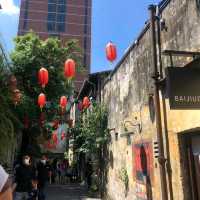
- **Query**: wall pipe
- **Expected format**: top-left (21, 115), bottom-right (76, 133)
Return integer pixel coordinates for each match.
top-left (156, 5), bottom-right (174, 200)
top-left (148, 5), bottom-right (168, 200)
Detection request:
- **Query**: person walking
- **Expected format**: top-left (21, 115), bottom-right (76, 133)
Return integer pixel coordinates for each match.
top-left (37, 156), bottom-right (48, 200)
top-left (0, 164), bottom-right (13, 200)
top-left (14, 155), bottom-right (35, 200)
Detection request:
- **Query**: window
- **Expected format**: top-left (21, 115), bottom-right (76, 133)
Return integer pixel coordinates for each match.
top-left (57, 0), bottom-right (66, 4)
top-left (57, 14), bottom-right (65, 22)
top-left (48, 0), bottom-right (56, 3)
top-left (48, 3), bottom-right (56, 12)
top-left (47, 0), bottom-right (66, 33)
top-left (57, 5), bottom-right (65, 13)
top-left (47, 22), bottom-right (55, 32)
top-left (57, 23), bottom-right (65, 32)
top-left (48, 13), bottom-right (56, 21)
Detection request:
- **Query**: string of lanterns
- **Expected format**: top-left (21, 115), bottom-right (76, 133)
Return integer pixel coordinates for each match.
top-left (37, 58), bottom-right (76, 110)
top-left (23, 41), bottom-right (117, 146)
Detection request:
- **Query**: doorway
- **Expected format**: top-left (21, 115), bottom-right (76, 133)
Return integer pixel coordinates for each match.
top-left (181, 133), bottom-right (200, 200)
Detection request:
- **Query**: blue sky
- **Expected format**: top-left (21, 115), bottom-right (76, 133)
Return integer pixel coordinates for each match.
top-left (0, 0), bottom-right (160, 72)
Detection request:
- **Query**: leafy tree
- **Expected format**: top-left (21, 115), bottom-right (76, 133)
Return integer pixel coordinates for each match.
top-left (74, 103), bottom-right (109, 154)
top-left (0, 44), bottom-right (22, 163)
top-left (10, 32), bottom-right (82, 154)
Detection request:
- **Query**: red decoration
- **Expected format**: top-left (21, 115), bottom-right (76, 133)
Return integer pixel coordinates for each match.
top-left (82, 97), bottom-right (90, 109)
top-left (61, 132), bottom-right (66, 141)
top-left (64, 59), bottom-right (76, 79)
top-left (106, 42), bottom-right (117, 62)
top-left (38, 93), bottom-right (46, 109)
top-left (38, 68), bottom-right (49, 88)
top-left (60, 96), bottom-right (67, 110)
top-left (52, 132), bottom-right (58, 145)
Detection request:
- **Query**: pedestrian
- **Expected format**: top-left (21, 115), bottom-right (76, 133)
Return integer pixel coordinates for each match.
top-left (0, 164), bottom-right (13, 200)
top-left (37, 156), bottom-right (48, 200)
top-left (85, 159), bottom-right (93, 190)
top-left (14, 155), bottom-right (35, 200)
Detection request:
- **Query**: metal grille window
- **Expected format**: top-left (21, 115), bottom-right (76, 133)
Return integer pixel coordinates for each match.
top-left (48, 3), bottom-right (56, 12)
top-left (47, 22), bottom-right (55, 31)
top-left (57, 5), bottom-right (65, 13)
top-left (47, 0), bottom-right (66, 32)
top-left (48, 0), bottom-right (56, 3)
top-left (57, 14), bottom-right (65, 22)
top-left (57, 0), bottom-right (66, 4)
top-left (57, 23), bottom-right (65, 32)
top-left (48, 13), bottom-right (56, 21)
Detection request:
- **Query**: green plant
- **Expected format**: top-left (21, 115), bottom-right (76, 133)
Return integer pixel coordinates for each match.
top-left (119, 167), bottom-right (129, 192)
top-left (74, 103), bottom-right (109, 154)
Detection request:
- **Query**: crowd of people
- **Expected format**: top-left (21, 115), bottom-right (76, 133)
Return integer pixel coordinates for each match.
top-left (0, 155), bottom-right (78, 200)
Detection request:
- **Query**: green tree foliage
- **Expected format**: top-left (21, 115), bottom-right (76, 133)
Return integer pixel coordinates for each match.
top-left (74, 103), bottom-right (109, 154)
top-left (11, 32), bottom-right (82, 130)
top-left (0, 45), bottom-right (21, 161)
top-left (9, 32), bottom-right (82, 157)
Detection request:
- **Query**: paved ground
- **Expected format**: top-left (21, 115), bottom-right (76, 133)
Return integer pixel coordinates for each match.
top-left (46, 183), bottom-right (101, 200)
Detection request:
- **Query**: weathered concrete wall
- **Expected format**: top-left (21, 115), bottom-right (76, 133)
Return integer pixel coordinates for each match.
top-left (102, 0), bottom-right (200, 199)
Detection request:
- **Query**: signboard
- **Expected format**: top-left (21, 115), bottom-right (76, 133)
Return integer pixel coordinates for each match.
top-left (40, 123), bottom-right (68, 154)
top-left (166, 67), bottom-right (200, 109)
top-left (133, 142), bottom-right (153, 200)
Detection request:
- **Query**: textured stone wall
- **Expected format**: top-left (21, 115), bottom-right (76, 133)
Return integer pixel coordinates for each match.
top-left (102, 0), bottom-right (200, 199)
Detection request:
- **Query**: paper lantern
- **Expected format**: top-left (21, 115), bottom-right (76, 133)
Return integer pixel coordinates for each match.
top-left (64, 59), bottom-right (76, 79)
top-left (38, 93), bottom-right (46, 109)
top-left (38, 68), bottom-right (49, 88)
top-left (106, 42), bottom-right (117, 62)
top-left (60, 96), bottom-right (67, 110)
top-left (83, 96), bottom-right (90, 109)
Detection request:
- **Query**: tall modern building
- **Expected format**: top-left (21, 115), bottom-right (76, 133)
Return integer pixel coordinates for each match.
top-left (18, 0), bottom-right (92, 90)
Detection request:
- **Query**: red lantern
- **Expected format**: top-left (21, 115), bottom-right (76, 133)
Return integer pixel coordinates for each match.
top-left (38, 93), bottom-right (46, 109)
top-left (60, 96), bottom-right (67, 110)
top-left (64, 59), bottom-right (76, 79)
top-left (83, 97), bottom-right (90, 109)
top-left (38, 68), bottom-right (49, 88)
top-left (106, 42), bottom-right (117, 62)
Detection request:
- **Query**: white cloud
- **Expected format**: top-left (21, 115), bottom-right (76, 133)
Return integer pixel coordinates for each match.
top-left (0, 0), bottom-right (19, 15)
